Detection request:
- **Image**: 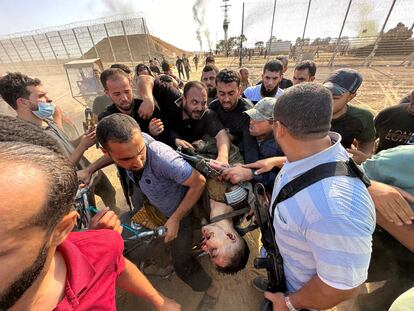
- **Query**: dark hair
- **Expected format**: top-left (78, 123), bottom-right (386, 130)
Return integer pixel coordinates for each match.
top-left (159, 75), bottom-right (173, 83)
top-left (216, 238), bottom-right (250, 275)
top-left (100, 68), bottom-right (130, 89)
top-left (135, 63), bottom-right (153, 77)
top-left (202, 65), bottom-right (219, 74)
top-left (161, 62), bottom-right (171, 72)
top-left (274, 83), bottom-right (332, 140)
top-left (275, 55), bottom-right (288, 68)
top-left (110, 63), bottom-right (132, 75)
top-left (205, 55), bottom-right (215, 64)
top-left (0, 115), bottom-right (64, 154)
top-left (0, 142), bottom-right (77, 230)
top-left (0, 72), bottom-right (41, 109)
top-left (216, 69), bottom-right (241, 87)
top-left (183, 81), bottom-right (207, 97)
top-left (295, 60), bottom-right (317, 77)
top-left (263, 60), bottom-right (283, 74)
top-left (96, 114), bottom-right (141, 150)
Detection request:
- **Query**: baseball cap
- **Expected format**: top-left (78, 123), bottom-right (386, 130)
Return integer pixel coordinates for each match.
top-left (323, 68), bottom-right (363, 96)
top-left (244, 97), bottom-right (276, 121)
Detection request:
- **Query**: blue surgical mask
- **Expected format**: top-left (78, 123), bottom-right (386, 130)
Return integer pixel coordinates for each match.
top-left (32, 102), bottom-right (56, 119)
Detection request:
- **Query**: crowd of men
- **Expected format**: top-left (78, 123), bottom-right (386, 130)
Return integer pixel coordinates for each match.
top-left (0, 53), bottom-right (413, 311)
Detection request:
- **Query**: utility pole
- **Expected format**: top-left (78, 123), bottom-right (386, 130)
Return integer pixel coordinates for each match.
top-left (239, 2), bottom-right (245, 67)
top-left (268, 0), bottom-right (277, 57)
top-left (221, 0), bottom-right (231, 57)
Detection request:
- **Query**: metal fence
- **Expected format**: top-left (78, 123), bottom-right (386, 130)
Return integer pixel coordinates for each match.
top-left (228, 0), bottom-right (414, 67)
top-left (0, 13), bottom-right (157, 75)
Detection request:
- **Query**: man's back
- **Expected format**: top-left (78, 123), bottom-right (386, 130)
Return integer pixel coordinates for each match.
top-left (331, 104), bottom-right (375, 148)
top-left (375, 103), bottom-right (414, 153)
top-left (271, 133), bottom-right (375, 292)
top-left (55, 230), bottom-right (124, 310)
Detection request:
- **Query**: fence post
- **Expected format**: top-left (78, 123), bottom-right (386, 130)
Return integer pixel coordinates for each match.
top-left (363, 0), bottom-right (397, 66)
top-left (71, 29), bottom-right (84, 59)
top-left (239, 2), bottom-right (245, 67)
top-left (121, 21), bottom-right (134, 66)
top-left (267, 0), bottom-right (277, 58)
top-left (103, 23), bottom-right (117, 62)
top-left (58, 31), bottom-right (70, 59)
top-left (32, 35), bottom-right (46, 61)
top-left (299, 0), bottom-right (312, 61)
top-left (87, 26), bottom-right (100, 59)
top-left (328, 0), bottom-right (352, 67)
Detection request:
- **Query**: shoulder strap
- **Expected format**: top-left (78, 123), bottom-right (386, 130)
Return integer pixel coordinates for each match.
top-left (209, 207), bottom-right (250, 224)
top-left (271, 159), bottom-right (370, 219)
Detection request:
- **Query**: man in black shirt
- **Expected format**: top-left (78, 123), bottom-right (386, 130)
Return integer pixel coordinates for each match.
top-left (98, 68), bottom-right (166, 139)
top-left (275, 55), bottom-right (293, 89)
top-left (201, 65), bottom-right (219, 104)
top-left (208, 69), bottom-right (253, 147)
top-left (168, 81), bottom-right (231, 164)
top-left (324, 69), bottom-right (376, 163)
top-left (375, 90), bottom-right (414, 153)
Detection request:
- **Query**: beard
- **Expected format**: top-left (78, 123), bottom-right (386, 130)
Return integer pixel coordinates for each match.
top-left (207, 87), bottom-right (217, 99)
top-left (0, 243), bottom-right (49, 310)
top-left (260, 83), bottom-right (278, 97)
top-left (183, 105), bottom-right (206, 120)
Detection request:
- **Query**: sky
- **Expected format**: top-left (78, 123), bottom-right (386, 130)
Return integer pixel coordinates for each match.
top-left (0, 0), bottom-right (412, 51)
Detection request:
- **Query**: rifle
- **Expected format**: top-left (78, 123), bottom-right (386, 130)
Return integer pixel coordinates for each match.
top-left (253, 183), bottom-right (287, 311)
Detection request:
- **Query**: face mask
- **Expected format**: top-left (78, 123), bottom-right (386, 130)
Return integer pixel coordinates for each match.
top-left (32, 102), bottom-right (56, 120)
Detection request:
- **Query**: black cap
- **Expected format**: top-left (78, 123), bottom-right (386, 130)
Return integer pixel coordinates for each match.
top-left (323, 68), bottom-right (363, 96)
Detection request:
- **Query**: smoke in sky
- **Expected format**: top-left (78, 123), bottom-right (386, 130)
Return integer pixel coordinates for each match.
top-left (192, 0), bottom-right (212, 51)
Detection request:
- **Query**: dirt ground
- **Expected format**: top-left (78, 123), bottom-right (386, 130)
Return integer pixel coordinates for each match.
top-left (1, 56), bottom-right (413, 311)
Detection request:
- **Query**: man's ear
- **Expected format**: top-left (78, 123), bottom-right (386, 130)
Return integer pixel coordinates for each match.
top-left (349, 92), bottom-right (357, 100)
top-left (309, 76), bottom-right (315, 82)
top-left (15, 97), bottom-right (28, 109)
top-left (104, 88), bottom-right (109, 96)
top-left (51, 210), bottom-right (78, 246)
top-left (226, 233), bottom-right (237, 243)
top-left (100, 146), bottom-right (109, 156)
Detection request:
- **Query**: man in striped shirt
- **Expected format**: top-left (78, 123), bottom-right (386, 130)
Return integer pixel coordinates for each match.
top-left (265, 83), bottom-right (375, 310)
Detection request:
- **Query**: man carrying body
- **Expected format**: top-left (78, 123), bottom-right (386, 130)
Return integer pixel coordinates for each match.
top-left (374, 90), bottom-right (414, 153)
top-left (264, 83), bottom-right (375, 310)
top-left (96, 114), bottom-right (221, 309)
top-left (324, 68), bottom-right (376, 164)
top-left (208, 69), bottom-right (253, 147)
top-left (0, 72), bottom-right (117, 212)
top-left (201, 65), bottom-right (219, 104)
top-left (0, 141), bottom-right (179, 311)
top-left (292, 60), bottom-right (316, 85)
top-left (243, 60), bottom-right (284, 104)
top-left (98, 68), bottom-right (167, 139)
top-left (239, 67), bottom-right (252, 92)
top-left (166, 81), bottom-right (231, 164)
top-left (221, 97), bottom-right (284, 193)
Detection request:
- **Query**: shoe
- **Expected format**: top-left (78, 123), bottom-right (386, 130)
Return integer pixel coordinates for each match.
top-left (196, 292), bottom-right (219, 311)
top-left (252, 277), bottom-right (269, 292)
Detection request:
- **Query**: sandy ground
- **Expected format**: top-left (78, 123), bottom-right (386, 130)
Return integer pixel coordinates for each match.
top-left (1, 56), bottom-right (414, 310)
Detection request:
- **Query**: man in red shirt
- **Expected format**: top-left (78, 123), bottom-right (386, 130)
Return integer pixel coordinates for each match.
top-left (0, 141), bottom-right (180, 311)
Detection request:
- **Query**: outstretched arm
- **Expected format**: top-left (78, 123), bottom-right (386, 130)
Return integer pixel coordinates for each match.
top-left (117, 258), bottom-right (181, 311)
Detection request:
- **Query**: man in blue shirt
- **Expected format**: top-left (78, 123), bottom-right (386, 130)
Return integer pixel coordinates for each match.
top-left (265, 83), bottom-right (375, 310)
top-left (96, 114), bottom-right (220, 308)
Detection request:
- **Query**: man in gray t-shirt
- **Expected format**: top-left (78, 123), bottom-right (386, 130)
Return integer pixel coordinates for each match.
top-left (97, 114), bottom-right (221, 307)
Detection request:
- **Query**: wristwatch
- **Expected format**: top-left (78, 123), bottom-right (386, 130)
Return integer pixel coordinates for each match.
top-left (284, 293), bottom-right (298, 311)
